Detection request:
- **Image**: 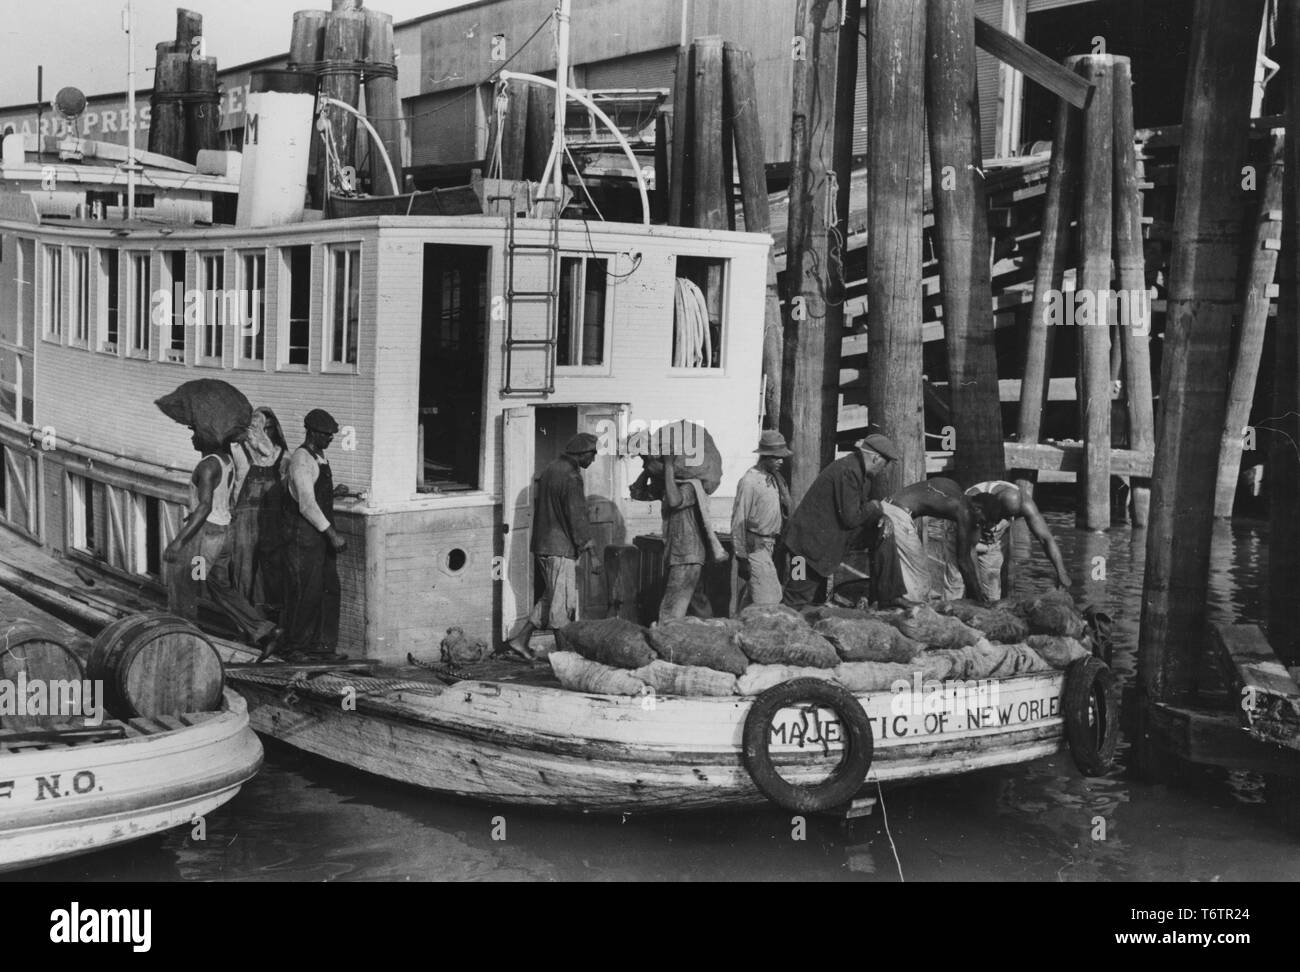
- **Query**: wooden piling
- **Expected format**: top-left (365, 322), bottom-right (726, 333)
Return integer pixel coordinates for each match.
top-left (1271, 0), bottom-right (1300, 667)
top-left (320, 9), bottom-right (367, 191)
top-left (499, 89), bottom-right (529, 182)
top-left (176, 8), bottom-right (203, 53)
top-left (186, 56), bottom-right (220, 163)
top-left (525, 84), bottom-right (556, 184)
top-left (725, 42), bottom-right (780, 427)
top-left (864, 0), bottom-right (925, 495)
top-left (292, 9), bottom-right (328, 206)
top-left (1017, 56), bottom-right (1082, 497)
top-left (148, 48), bottom-right (189, 161)
top-left (653, 111), bottom-right (670, 223)
top-left (784, 0), bottom-right (862, 498)
top-left (926, 0), bottom-right (1005, 486)
top-left (363, 9), bottom-right (403, 196)
top-left (1138, 0), bottom-right (1266, 707)
top-left (1076, 55), bottom-right (1114, 531)
top-left (668, 46), bottom-right (692, 227)
top-left (1112, 56), bottom-right (1156, 526)
top-left (691, 37), bottom-right (731, 231)
top-left (1215, 129), bottom-right (1284, 517)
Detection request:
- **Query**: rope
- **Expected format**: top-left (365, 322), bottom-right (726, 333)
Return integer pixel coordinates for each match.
top-left (287, 59), bottom-right (398, 82)
top-left (151, 90), bottom-right (220, 105)
top-left (673, 277), bottom-right (710, 368)
top-left (876, 780), bottom-right (905, 882)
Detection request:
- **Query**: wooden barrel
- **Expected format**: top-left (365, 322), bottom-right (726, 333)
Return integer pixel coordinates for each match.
top-left (86, 612), bottom-right (224, 720)
top-left (0, 621), bottom-right (88, 729)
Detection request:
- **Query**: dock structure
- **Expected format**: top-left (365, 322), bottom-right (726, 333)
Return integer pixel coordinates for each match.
top-left (1134, 0), bottom-right (1278, 774)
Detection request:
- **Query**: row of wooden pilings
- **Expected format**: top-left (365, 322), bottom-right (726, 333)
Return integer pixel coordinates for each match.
top-left (147, 8), bottom-right (220, 165)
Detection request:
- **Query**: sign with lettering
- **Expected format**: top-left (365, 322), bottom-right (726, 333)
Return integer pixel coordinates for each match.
top-left (768, 676), bottom-right (1064, 753)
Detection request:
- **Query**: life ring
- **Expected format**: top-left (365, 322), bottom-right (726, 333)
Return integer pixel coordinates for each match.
top-left (742, 678), bottom-right (874, 813)
top-left (1063, 656), bottom-right (1119, 775)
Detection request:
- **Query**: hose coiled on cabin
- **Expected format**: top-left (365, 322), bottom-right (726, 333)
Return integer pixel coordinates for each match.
top-left (673, 277), bottom-right (711, 368)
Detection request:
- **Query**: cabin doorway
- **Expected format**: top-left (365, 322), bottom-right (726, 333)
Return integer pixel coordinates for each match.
top-left (419, 244), bottom-right (489, 492)
top-left (500, 403), bottom-right (630, 640)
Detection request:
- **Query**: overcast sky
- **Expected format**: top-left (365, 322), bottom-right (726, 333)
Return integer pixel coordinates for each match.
top-left (0, 0), bottom-right (473, 106)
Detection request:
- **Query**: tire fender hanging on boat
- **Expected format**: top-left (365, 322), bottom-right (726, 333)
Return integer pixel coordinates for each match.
top-left (1063, 656), bottom-right (1119, 776)
top-left (741, 678), bottom-right (874, 813)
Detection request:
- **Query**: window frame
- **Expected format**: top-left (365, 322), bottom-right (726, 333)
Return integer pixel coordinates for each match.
top-left (669, 254), bottom-right (730, 373)
top-left (555, 253), bottom-right (613, 374)
top-left (197, 250), bottom-right (227, 367)
top-left (42, 243), bottom-right (63, 343)
top-left (96, 247), bottom-right (121, 356)
top-left (126, 250), bottom-right (152, 359)
top-left (235, 248), bottom-right (268, 369)
top-left (277, 244), bottom-right (313, 372)
top-left (69, 247), bottom-right (91, 348)
top-left (324, 244), bottom-right (361, 373)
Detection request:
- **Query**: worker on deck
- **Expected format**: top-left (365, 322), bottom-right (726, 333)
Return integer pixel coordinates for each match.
top-left (507, 433), bottom-right (599, 660)
top-left (730, 431), bottom-right (793, 608)
top-left (281, 408), bottom-right (347, 661)
top-left (873, 477), bottom-right (987, 607)
top-left (929, 479), bottom-right (1072, 601)
top-left (164, 430), bottom-right (281, 652)
top-left (658, 451), bottom-right (726, 623)
top-left (779, 430), bottom-right (899, 608)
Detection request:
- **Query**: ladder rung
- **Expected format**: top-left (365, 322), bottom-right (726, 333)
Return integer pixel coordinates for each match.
top-left (505, 340), bottom-right (555, 349)
top-left (508, 290), bottom-right (558, 299)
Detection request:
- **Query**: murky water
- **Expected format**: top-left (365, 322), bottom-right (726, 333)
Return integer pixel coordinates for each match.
top-left (8, 510), bottom-right (1300, 882)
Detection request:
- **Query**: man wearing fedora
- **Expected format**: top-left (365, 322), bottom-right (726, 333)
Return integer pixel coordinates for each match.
top-left (731, 431), bottom-right (794, 608)
top-left (779, 430), bottom-right (900, 608)
top-left (507, 433), bottom-right (599, 659)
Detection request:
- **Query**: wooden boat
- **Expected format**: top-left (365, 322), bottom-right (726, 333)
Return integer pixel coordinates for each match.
top-left (0, 690), bottom-right (263, 872)
top-left (0, 547), bottom-right (1098, 815)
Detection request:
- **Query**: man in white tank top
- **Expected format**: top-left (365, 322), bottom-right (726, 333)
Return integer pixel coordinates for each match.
top-left (929, 480), bottom-right (1071, 601)
top-left (164, 431), bottom-right (281, 651)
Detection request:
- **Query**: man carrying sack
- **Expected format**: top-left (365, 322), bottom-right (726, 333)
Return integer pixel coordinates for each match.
top-left (730, 431), bottom-right (793, 609)
top-left (780, 431), bottom-right (899, 608)
top-left (282, 408), bottom-right (347, 661)
top-left (659, 452), bottom-right (728, 623)
top-left (507, 433), bottom-right (599, 660)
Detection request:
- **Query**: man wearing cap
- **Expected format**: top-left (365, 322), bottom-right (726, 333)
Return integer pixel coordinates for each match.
top-left (779, 431), bottom-right (899, 608)
top-left (507, 433), bottom-right (599, 659)
top-left (731, 431), bottom-right (794, 608)
top-left (873, 477), bottom-right (987, 607)
top-left (282, 408), bottom-right (348, 660)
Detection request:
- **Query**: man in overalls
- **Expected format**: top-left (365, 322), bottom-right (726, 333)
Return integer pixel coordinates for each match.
top-left (282, 409), bottom-right (347, 660)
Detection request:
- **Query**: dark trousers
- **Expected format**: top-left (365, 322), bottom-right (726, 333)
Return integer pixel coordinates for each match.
top-left (168, 522), bottom-right (276, 644)
top-left (283, 522), bottom-right (341, 654)
top-left (776, 540), bottom-right (829, 608)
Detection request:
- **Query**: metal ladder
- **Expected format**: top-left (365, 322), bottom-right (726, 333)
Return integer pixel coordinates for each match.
top-left (499, 192), bottom-right (563, 397)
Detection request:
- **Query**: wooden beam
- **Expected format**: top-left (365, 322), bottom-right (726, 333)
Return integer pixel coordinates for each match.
top-left (668, 46), bottom-right (691, 226)
top-left (926, 0), bottom-right (1005, 484)
top-left (1139, 0), bottom-right (1266, 709)
top-left (1141, 697), bottom-right (1300, 777)
top-left (926, 441), bottom-right (1152, 476)
top-left (783, 0), bottom-right (861, 498)
top-left (865, 0), bottom-right (926, 496)
top-left (1112, 55), bottom-right (1155, 526)
top-left (1076, 55), bottom-right (1113, 531)
top-left (1209, 622), bottom-right (1300, 751)
top-left (1216, 129), bottom-right (1283, 517)
top-left (691, 36), bottom-right (732, 231)
top-left (973, 16), bottom-right (1093, 110)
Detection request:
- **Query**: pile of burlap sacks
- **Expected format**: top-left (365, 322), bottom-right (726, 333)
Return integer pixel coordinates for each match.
top-left (548, 589), bottom-right (1095, 697)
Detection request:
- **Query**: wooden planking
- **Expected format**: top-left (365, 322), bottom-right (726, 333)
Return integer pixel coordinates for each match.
top-left (1209, 622), bottom-right (1300, 750)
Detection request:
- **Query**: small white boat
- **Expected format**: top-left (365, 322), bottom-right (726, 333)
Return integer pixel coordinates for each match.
top-left (0, 690), bottom-right (263, 873)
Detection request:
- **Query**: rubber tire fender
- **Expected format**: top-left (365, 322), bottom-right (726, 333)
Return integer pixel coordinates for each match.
top-left (742, 678), bottom-right (874, 813)
top-left (1063, 656), bottom-right (1119, 776)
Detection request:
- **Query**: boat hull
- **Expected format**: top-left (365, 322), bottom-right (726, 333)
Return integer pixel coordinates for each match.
top-left (230, 670), bottom-right (1067, 813)
top-left (0, 691), bottom-right (264, 873)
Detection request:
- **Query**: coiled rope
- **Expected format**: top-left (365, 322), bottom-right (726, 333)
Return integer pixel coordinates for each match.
top-left (673, 277), bottom-right (711, 368)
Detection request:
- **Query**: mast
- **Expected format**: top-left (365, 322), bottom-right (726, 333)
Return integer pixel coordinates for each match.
top-left (550, 0), bottom-right (571, 206)
top-left (125, 0), bottom-right (137, 220)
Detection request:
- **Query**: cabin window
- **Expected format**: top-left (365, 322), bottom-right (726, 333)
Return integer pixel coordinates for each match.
top-left (199, 252), bottom-right (226, 365)
top-left (42, 245), bottom-right (63, 341)
top-left (70, 248), bottom-right (91, 347)
top-left (280, 245), bottom-right (312, 368)
top-left (327, 245), bottom-right (360, 369)
top-left (98, 249), bottom-right (119, 353)
top-left (128, 252), bottom-right (151, 357)
top-left (67, 473), bottom-right (103, 558)
top-left (557, 256), bottom-right (608, 367)
top-left (672, 256), bottom-right (727, 369)
top-left (16, 238), bottom-right (34, 348)
top-left (419, 244), bottom-right (488, 492)
top-left (161, 250), bottom-right (187, 362)
top-left (238, 250), bottom-right (266, 365)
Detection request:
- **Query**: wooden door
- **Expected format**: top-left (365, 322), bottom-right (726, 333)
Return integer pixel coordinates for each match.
top-left (501, 406), bottom-right (536, 640)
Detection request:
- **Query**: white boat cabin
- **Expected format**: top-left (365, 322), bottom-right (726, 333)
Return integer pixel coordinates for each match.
top-left (0, 187), bottom-right (771, 659)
